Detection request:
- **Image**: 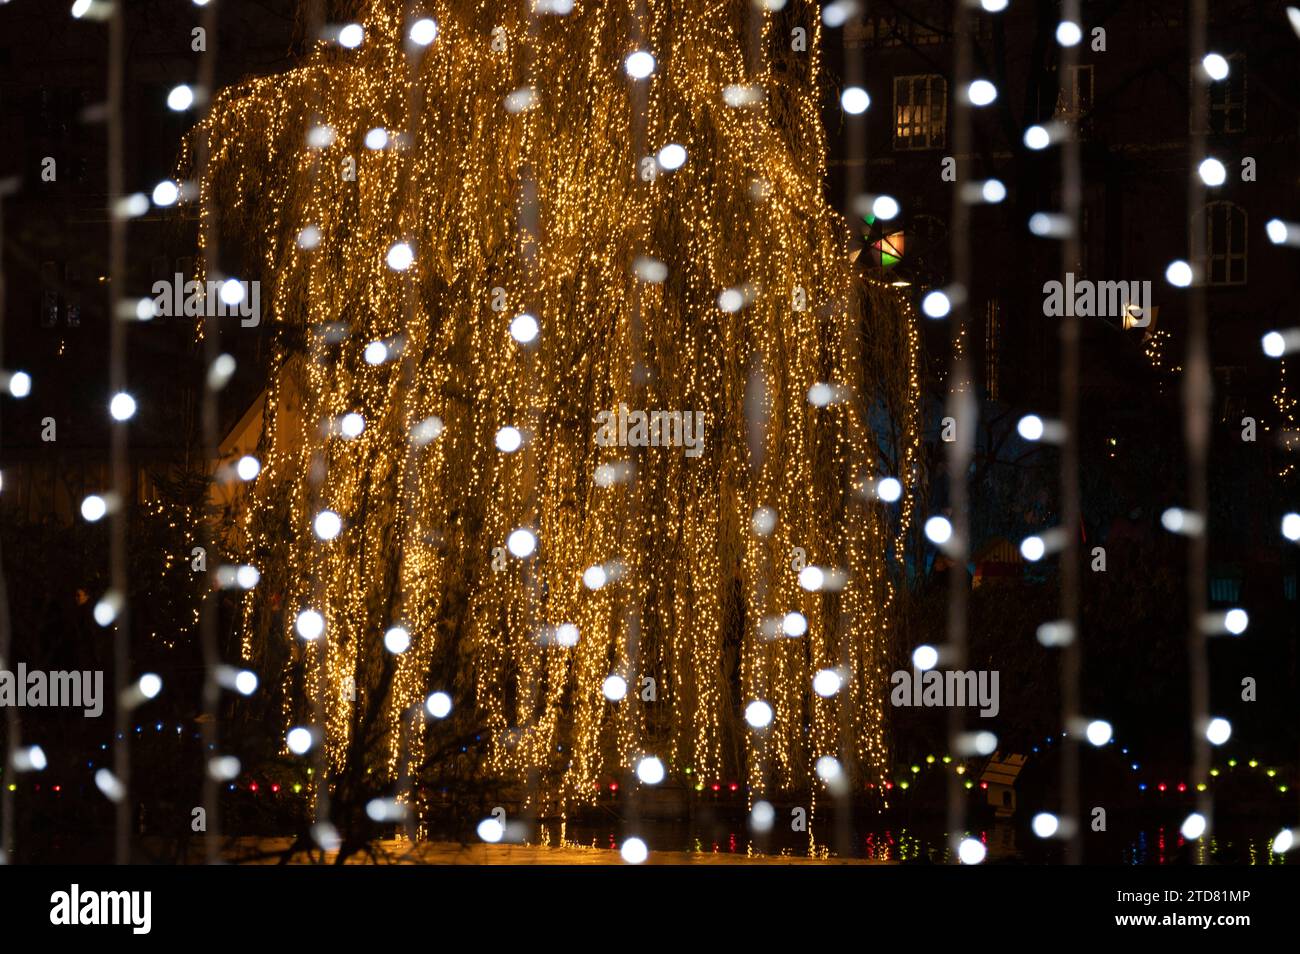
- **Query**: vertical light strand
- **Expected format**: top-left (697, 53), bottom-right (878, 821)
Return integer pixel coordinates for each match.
top-left (379, 2), bottom-right (432, 849)
top-left (842, 3), bottom-right (865, 210)
top-left (944, 0), bottom-right (975, 863)
top-left (833, 1), bottom-right (866, 860)
top-left (106, 0), bottom-right (132, 866)
top-left (195, 0), bottom-right (223, 867)
top-left (619, 0), bottom-right (651, 860)
top-left (1186, 0), bottom-right (1213, 856)
top-left (1057, 0), bottom-right (1083, 866)
top-left (741, 0), bottom-right (773, 855)
top-left (515, 0), bottom-right (542, 852)
top-left (0, 180), bottom-right (17, 864)
top-left (300, 0), bottom-right (333, 852)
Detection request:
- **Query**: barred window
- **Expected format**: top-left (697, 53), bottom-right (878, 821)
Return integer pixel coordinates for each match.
top-left (893, 75), bottom-right (947, 151)
top-left (1204, 201), bottom-right (1247, 286)
top-left (1209, 54), bottom-right (1246, 134)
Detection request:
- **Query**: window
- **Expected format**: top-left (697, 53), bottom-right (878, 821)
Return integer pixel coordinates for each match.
top-left (40, 261), bottom-right (58, 327)
top-left (1204, 201), bottom-right (1247, 286)
top-left (984, 300), bottom-right (1000, 401)
top-left (1201, 54), bottom-right (1245, 133)
top-left (855, 11), bottom-right (946, 48)
top-left (893, 75), bottom-right (946, 151)
top-left (1054, 65), bottom-right (1093, 132)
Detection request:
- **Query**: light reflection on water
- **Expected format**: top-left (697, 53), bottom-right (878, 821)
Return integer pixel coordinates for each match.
top-left (546, 819), bottom-right (1290, 864)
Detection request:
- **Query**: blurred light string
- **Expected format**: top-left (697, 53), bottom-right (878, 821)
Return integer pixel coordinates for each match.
top-left (944, 0), bottom-right (975, 864)
top-left (1185, 0), bottom-right (1213, 858)
top-left (107, 0), bottom-right (132, 866)
top-left (0, 176), bottom-right (17, 864)
top-left (195, 0), bottom-right (223, 867)
top-left (1058, 0), bottom-right (1083, 865)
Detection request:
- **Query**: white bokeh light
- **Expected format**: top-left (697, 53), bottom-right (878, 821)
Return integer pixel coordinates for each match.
top-left (1032, 813), bottom-right (1059, 838)
top-left (1165, 260), bottom-right (1193, 287)
top-left (495, 426), bottom-right (523, 453)
top-left (1197, 158), bottom-right (1226, 187)
top-left (922, 290), bottom-right (951, 318)
top-left (295, 608), bottom-right (324, 640)
top-left (636, 756), bottom-right (665, 785)
top-left (409, 18), bottom-right (438, 46)
top-left (813, 669), bottom-right (843, 697)
top-left (876, 477), bottom-right (902, 502)
top-left (386, 241), bottom-right (414, 271)
top-left (510, 313), bottom-right (539, 344)
top-left (287, 727), bottom-right (313, 755)
top-left (958, 838), bottom-right (986, 864)
top-left (1085, 720), bottom-right (1113, 747)
top-left (1181, 812), bottom-right (1207, 840)
top-left (109, 392), bottom-right (136, 421)
top-left (620, 837), bottom-right (648, 864)
top-left (840, 86), bottom-right (870, 114)
top-left (602, 674), bottom-right (628, 702)
top-left (924, 515), bottom-right (953, 545)
top-left (624, 50), bottom-right (655, 79)
top-left (166, 84), bottom-right (195, 111)
top-left (967, 80), bottom-right (997, 106)
top-left (507, 528), bottom-right (537, 558)
top-left (1055, 21), bottom-right (1082, 46)
top-left (1202, 53), bottom-right (1229, 81)
top-left (1205, 717), bottom-right (1232, 746)
top-left (338, 24), bottom-right (364, 48)
top-left (744, 700), bottom-right (774, 729)
top-left (911, 644), bottom-right (939, 671)
top-left (657, 143), bottom-right (686, 170)
top-left (384, 625), bottom-right (411, 654)
top-left (313, 510), bottom-right (342, 540)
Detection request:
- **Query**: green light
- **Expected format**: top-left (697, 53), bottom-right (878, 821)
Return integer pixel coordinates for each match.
top-left (899, 781), bottom-right (909, 790)
top-left (910, 765), bottom-right (920, 774)
top-left (963, 780), bottom-right (973, 790)
top-left (1266, 769), bottom-right (1277, 778)
top-left (1210, 768), bottom-right (1219, 777)
top-left (1228, 759), bottom-right (1237, 767)
top-left (925, 755), bottom-right (936, 764)
top-left (1249, 759), bottom-right (1259, 768)
top-left (942, 756), bottom-right (952, 764)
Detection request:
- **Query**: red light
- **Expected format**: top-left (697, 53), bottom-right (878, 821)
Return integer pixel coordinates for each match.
top-left (1176, 783), bottom-right (1186, 793)
top-left (711, 783), bottom-right (720, 792)
top-left (728, 783), bottom-right (738, 792)
top-left (608, 782), bottom-right (618, 791)
top-left (250, 782), bottom-right (259, 792)
top-left (884, 781), bottom-right (893, 790)
top-left (1157, 783), bottom-right (1167, 792)
top-left (53, 785), bottom-right (61, 793)
top-left (979, 782), bottom-right (988, 790)
top-left (272, 783), bottom-right (281, 793)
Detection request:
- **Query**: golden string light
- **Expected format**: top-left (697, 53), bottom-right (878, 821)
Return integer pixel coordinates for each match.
top-left (183, 0), bottom-right (921, 818)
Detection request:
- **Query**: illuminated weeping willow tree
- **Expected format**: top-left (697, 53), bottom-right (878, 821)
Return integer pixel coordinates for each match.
top-left (187, 0), bottom-right (921, 816)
